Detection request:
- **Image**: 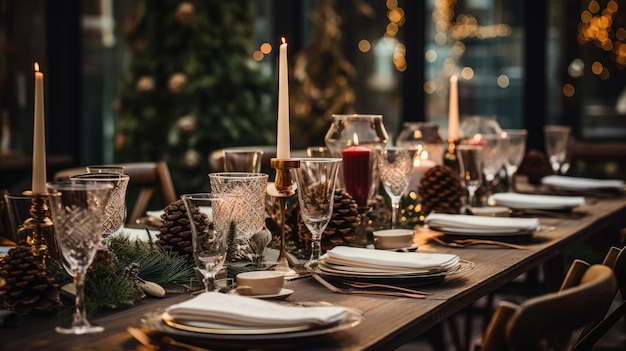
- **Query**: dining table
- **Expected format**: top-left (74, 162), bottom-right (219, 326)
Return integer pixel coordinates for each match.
top-left (1, 192), bottom-right (625, 351)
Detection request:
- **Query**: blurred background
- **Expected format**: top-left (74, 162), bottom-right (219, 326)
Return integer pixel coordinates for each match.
top-left (1, 0), bottom-right (625, 195)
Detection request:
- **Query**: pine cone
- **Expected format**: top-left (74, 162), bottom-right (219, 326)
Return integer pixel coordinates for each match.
top-left (517, 149), bottom-right (553, 185)
top-left (157, 199), bottom-right (204, 260)
top-left (418, 165), bottom-right (464, 215)
top-left (0, 246), bottom-right (60, 313)
top-left (297, 188), bottom-right (361, 252)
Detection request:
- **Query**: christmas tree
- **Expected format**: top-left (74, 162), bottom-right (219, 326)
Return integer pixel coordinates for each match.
top-left (289, 0), bottom-right (356, 148)
top-left (114, 0), bottom-right (275, 194)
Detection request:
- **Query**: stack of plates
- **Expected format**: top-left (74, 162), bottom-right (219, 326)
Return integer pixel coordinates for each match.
top-left (310, 246), bottom-right (471, 283)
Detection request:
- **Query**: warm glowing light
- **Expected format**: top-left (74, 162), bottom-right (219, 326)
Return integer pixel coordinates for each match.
top-left (252, 51), bottom-right (264, 61)
top-left (358, 39), bottom-right (371, 52)
top-left (425, 49), bottom-right (437, 62)
top-left (352, 133), bottom-right (359, 146)
top-left (563, 84), bottom-right (575, 97)
top-left (386, 23), bottom-right (399, 36)
top-left (388, 9), bottom-right (403, 23)
top-left (497, 75), bottom-right (510, 88)
top-left (423, 80), bottom-right (436, 94)
top-left (260, 43), bottom-right (272, 54)
top-left (461, 67), bottom-right (474, 80)
top-left (34, 62), bottom-right (40, 72)
top-left (589, 0), bottom-right (600, 13)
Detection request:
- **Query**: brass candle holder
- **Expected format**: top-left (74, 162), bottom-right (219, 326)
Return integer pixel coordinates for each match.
top-left (17, 191), bottom-right (59, 265)
top-left (268, 158), bottom-right (300, 273)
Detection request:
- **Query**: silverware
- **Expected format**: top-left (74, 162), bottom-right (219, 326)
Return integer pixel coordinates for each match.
top-left (127, 326), bottom-right (212, 351)
top-left (339, 281), bottom-right (433, 296)
top-left (430, 236), bottom-right (528, 250)
top-left (311, 273), bottom-right (426, 299)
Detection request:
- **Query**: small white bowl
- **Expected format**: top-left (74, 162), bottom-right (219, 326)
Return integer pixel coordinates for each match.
top-left (373, 229), bottom-right (415, 249)
top-left (235, 271), bottom-right (284, 296)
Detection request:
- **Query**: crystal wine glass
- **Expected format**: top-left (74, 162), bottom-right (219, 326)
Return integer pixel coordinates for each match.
top-left (375, 146), bottom-right (419, 229)
top-left (70, 173), bottom-right (130, 245)
top-left (476, 134), bottom-right (506, 198)
top-left (502, 129), bottom-right (528, 191)
top-left (181, 193), bottom-right (235, 292)
top-left (47, 181), bottom-right (112, 334)
top-left (543, 125), bottom-right (571, 174)
top-left (291, 158), bottom-right (341, 269)
top-left (456, 144), bottom-right (484, 208)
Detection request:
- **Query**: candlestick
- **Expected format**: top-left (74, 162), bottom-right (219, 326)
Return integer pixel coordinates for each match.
top-left (342, 143), bottom-right (371, 207)
top-left (268, 158), bottom-right (300, 274)
top-left (32, 63), bottom-right (47, 194)
top-left (448, 75), bottom-right (459, 140)
top-left (276, 38), bottom-right (290, 159)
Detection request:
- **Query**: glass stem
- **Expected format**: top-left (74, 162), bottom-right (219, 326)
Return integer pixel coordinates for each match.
top-left (309, 232), bottom-right (322, 265)
top-left (72, 269), bottom-right (90, 328)
top-left (202, 274), bottom-right (215, 292)
top-left (391, 199), bottom-right (400, 229)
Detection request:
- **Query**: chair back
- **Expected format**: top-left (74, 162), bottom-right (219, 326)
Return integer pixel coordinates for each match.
top-left (54, 161), bottom-right (177, 225)
top-left (481, 262), bottom-right (617, 351)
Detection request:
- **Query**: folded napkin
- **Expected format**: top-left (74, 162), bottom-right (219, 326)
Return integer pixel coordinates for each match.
top-left (166, 292), bottom-right (346, 328)
top-left (323, 246), bottom-right (460, 271)
top-left (489, 192), bottom-right (585, 210)
top-left (541, 175), bottom-right (624, 191)
top-left (424, 213), bottom-right (540, 232)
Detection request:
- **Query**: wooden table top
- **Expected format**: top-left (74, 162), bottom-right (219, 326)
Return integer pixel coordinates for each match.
top-left (2, 196), bottom-right (625, 351)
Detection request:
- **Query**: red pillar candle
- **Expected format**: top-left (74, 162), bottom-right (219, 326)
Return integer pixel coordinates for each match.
top-left (342, 145), bottom-right (371, 207)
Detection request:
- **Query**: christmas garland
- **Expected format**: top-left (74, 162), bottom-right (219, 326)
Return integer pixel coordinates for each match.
top-left (0, 232), bottom-right (195, 317)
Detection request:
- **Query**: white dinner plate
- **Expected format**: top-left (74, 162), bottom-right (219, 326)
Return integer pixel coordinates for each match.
top-left (541, 175), bottom-right (624, 191)
top-left (427, 225), bottom-right (535, 236)
top-left (488, 192), bottom-right (585, 210)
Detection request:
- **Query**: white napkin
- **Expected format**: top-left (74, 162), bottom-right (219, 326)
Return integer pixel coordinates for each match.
top-left (424, 213), bottom-right (540, 232)
top-left (323, 246), bottom-right (460, 271)
top-left (166, 292), bottom-right (346, 328)
top-left (541, 175), bottom-right (624, 191)
top-left (488, 192), bottom-right (585, 210)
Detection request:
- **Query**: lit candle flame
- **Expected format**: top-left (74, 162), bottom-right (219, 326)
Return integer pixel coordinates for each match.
top-left (352, 133), bottom-right (359, 146)
top-left (281, 37), bottom-right (286, 44)
top-left (34, 62), bottom-right (40, 72)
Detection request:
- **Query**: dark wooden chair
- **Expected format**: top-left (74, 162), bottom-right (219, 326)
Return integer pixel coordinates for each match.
top-left (54, 161), bottom-right (177, 225)
top-left (479, 261), bottom-right (617, 351)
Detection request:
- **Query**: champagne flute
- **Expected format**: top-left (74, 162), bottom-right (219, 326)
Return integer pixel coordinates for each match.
top-left (456, 144), bottom-right (484, 208)
top-left (291, 158), bottom-right (341, 269)
top-left (47, 181), bottom-right (112, 334)
top-left (181, 193), bottom-right (235, 292)
top-left (376, 146), bottom-right (419, 229)
top-left (502, 129), bottom-right (528, 191)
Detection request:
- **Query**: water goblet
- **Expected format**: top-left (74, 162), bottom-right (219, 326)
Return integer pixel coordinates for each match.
top-left (544, 125), bottom-right (572, 174)
top-left (70, 173), bottom-right (130, 245)
top-left (181, 193), bottom-right (235, 292)
top-left (456, 144), bottom-right (484, 208)
top-left (222, 149), bottom-right (264, 173)
top-left (476, 134), bottom-right (506, 198)
top-left (375, 146), bottom-right (419, 229)
top-left (208, 172), bottom-right (268, 239)
top-left (46, 181), bottom-right (112, 334)
top-left (502, 129), bottom-right (528, 191)
top-left (291, 158), bottom-right (341, 269)
top-left (86, 165), bottom-right (125, 174)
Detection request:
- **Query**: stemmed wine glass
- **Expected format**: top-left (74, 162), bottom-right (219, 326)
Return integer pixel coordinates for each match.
top-left (70, 173), bottom-right (130, 245)
top-left (375, 146), bottom-right (419, 229)
top-left (181, 193), bottom-right (236, 292)
top-left (502, 129), bottom-right (528, 191)
top-left (477, 134), bottom-right (506, 198)
top-left (46, 181), bottom-right (112, 334)
top-left (456, 144), bottom-right (484, 208)
top-left (543, 125), bottom-right (571, 174)
top-left (291, 158), bottom-right (341, 269)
